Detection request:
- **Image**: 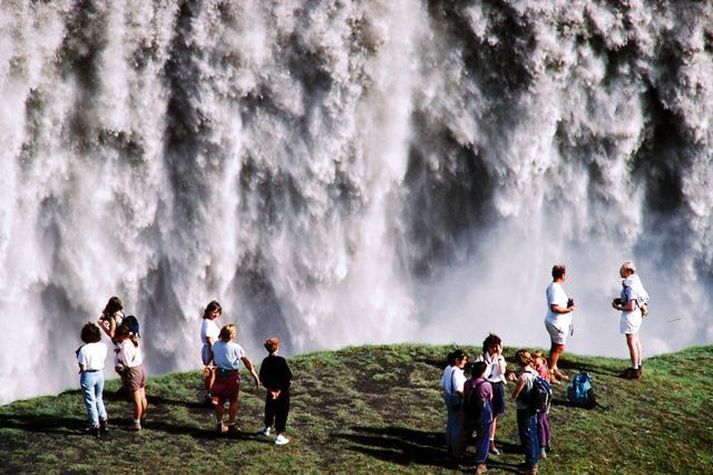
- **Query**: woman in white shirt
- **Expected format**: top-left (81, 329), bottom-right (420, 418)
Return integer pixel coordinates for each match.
top-left (440, 349), bottom-right (469, 460)
top-left (543, 265), bottom-right (575, 383)
top-left (76, 322), bottom-right (108, 436)
top-left (200, 300), bottom-right (222, 404)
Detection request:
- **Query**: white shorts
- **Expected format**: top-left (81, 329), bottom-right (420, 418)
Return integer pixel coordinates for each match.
top-left (620, 310), bottom-right (642, 335)
top-left (545, 319), bottom-right (568, 345)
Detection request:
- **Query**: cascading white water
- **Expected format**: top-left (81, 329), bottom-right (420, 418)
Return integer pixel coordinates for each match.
top-left (1, 0), bottom-right (712, 404)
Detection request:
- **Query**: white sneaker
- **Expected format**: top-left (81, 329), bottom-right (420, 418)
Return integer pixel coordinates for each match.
top-left (274, 434), bottom-right (289, 445)
top-left (261, 426), bottom-right (271, 436)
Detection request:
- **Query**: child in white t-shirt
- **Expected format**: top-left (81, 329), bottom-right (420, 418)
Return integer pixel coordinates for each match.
top-left (200, 300), bottom-right (222, 404)
top-left (76, 322), bottom-right (108, 436)
top-left (115, 323), bottom-right (148, 431)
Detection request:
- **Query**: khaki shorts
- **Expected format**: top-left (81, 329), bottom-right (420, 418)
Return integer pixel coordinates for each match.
top-left (545, 319), bottom-right (568, 345)
top-left (121, 364), bottom-right (147, 392)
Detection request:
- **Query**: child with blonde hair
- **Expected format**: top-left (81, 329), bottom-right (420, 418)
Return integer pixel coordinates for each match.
top-left (211, 323), bottom-right (260, 434)
top-left (533, 350), bottom-right (552, 458)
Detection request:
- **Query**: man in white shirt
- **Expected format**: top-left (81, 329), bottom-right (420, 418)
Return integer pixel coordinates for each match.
top-left (544, 264), bottom-right (575, 383)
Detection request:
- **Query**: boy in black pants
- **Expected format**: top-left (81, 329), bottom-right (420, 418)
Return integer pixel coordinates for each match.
top-left (259, 336), bottom-right (293, 445)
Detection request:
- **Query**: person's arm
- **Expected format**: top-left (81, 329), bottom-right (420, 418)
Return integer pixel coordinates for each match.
top-left (511, 374), bottom-right (527, 400)
top-left (550, 303), bottom-right (575, 314)
top-left (496, 345), bottom-right (506, 375)
top-left (614, 299), bottom-right (637, 312)
top-left (78, 363), bottom-right (86, 373)
top-left (241, 356), bottom-right (261, 387)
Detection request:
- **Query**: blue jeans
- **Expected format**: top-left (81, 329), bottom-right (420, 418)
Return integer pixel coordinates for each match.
top-left (80, 370), bottom-right (107, 427)
top-left (517, 409), bottom-right (539, 467)
top-left (475, 401), bottom-right (493, 464)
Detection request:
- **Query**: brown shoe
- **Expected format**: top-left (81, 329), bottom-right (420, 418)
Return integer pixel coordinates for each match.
top-left (631, 368), bottom-right (642, 379)
top-left (226, 423), bottom-right (241, 434)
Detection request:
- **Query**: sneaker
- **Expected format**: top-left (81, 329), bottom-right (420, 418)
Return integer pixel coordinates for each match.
top-left (261, 426), bottom-right (271, 436)
top-left (99, 419), bottom-right (109, 433)
top-left (488, 443), bottom-right (500, 455)
top-left (476, 463), bottom-right (488, 474)
top-left (540, 448), bottom-right (547, 459)
top-left (274, 434), bottom-right (289, 445)
top-left (129, 421), bottom-right (142, 431)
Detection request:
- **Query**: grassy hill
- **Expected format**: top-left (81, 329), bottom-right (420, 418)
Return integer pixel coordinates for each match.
top-left (1, 344), bottom-right (712, 474)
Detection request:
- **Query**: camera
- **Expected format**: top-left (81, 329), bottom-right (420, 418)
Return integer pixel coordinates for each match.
top-left (567, 298), bottom-right (574, 308)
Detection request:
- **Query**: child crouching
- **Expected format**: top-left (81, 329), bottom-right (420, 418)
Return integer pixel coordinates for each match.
top-left (259, 337), bottom-right (293, 445)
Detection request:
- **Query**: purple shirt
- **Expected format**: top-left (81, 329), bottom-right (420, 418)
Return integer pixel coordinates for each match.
top-left (465, 377), bottom-right (493, 402)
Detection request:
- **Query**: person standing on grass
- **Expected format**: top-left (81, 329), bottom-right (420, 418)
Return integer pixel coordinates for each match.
top-left (611, 261), bottom-right (649, 379)
top-left (115, 323), bottom-right (148, 431)
top-left (533, 351), bottom-right (552, 458)
top-left (544, 264), bottom-right (575, 383)
top-left (211, 323), bottom-right (260, 434)
top-left (475, 333), bottom-right (507, 456)
top-left (200, 300), bottom-right (222, 405)
top-left (511, 349), bottom-right (539, 475)
top-left (76, 322), bottom-right (109, 437)
top-left (259, 336), bottom-right (293, 445)
top-left (464, 361), bottom-right (493, 475)
top-left (440, 349), bottom-right (469, 460)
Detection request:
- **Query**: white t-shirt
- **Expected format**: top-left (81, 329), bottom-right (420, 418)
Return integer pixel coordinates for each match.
top-left (200, 319), bottom-right (220, 346)
top-left (476, 352), bottom-right (507, 384)
top-left (77, 342), bottom-right (108, 371)
top-left (440, 366), bottom-right (466, 396)
top-left (545, 281), bottom-right (571, 328)
top-left (212, 340), bottom-right (246, 370)
top-left (118, 339), bottom-right (143, 368)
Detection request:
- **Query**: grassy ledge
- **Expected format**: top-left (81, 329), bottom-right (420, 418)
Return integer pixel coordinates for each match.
top-left (1, 344), bottom-right (712, 474)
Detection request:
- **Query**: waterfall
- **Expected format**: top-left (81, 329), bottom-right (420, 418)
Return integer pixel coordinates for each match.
top-left (1, 0), bottom-right (712, 404)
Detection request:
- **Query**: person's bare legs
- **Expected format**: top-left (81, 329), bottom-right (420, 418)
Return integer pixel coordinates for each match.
top-left (626, 334), bottom-right (640, 368)
top-left (228, 388), bottom-right (240, 425)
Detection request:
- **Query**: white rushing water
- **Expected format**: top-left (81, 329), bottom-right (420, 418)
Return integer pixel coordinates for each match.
top-left (1, 0), bottom-right (712, 404)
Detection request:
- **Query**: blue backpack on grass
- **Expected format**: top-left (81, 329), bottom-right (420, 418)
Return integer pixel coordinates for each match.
top-left (567, 372), bottom-right (596, 408)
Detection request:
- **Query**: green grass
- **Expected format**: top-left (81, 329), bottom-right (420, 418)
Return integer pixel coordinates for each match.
top-left (1, 344), bottom-right (712, 474)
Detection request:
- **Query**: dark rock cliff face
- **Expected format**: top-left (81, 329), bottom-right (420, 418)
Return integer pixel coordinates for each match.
top-left (1, 0), bottom-right (712, 403)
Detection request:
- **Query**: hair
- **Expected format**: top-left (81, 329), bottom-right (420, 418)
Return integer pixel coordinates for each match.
top-left (533, 349), bottom-right (544, 358)
top-left (450, 349), bottom-right (468, 366)
top-left (482, 333), bottom-right (502, 354)
top-left (202, 300), bottom-right (222, 319)
top-left (620, 261), bottom-right (636, 274)
top-left (471, 361), bottom-right (488, 379)
top-left (115, 323), bottom-right (132, 338)
top-left (219, 323), bottom-right (236, 342)
top-left (515, 349), bottom-right (532, 367)
top-left (551, 265), bottom-right (566, 280)
top-left (264, 336), bottom-right (280, 353)
top-left (103, 296), bottom-right (123, 316)
top-left (81, 322), bottom-right (102, 343)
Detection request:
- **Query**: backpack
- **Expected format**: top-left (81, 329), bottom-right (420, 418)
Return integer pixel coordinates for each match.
top-left (528, 374), bottom-right (552, 412)
top-left (464, 381), bottom-right (487, 423)
top-left (124, 315), bottom-right (141, 338)
top-left (567, 372), bottom-right (596, 408)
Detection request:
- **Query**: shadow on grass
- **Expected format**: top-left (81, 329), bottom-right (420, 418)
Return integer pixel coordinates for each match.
top-left (337, 426), bottom-right (522, 473)
top-left (0, 414), bottom-right (85, 436)
top-left (337, 425), bottom-right (449, 467)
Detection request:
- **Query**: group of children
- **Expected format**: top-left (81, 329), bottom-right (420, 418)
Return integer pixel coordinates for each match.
top-left (75, 297), bottom-right (293, 446)
top-left (441, 334), bottom-right (553, 475)
top-left (199, 300), bottom-right (293, 445)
